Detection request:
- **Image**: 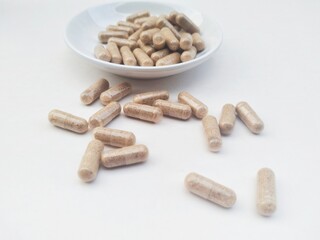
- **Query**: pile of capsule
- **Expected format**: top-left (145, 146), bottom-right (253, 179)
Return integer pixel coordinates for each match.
top-left (48, 78), bottom-right (276, 217)
top-left (95, 10), bottom-right (205, 66)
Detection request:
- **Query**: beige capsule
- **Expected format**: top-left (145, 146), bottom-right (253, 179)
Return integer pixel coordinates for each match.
top-left (180, 32), bottom-right (193, 50)
top-left (156, 52), bottom-right (181, 66)
top-left (134, 16), bottom-right (153, 25)
top-left (151, 48), bottom-right (170, 62)
top-left (101, 144), bottom-right (148, 168)
top-left (123, 102), bottom-right (163, 123)
top-left (175, 13), bottom-right (200, 34)
top-left (93, 127), bottom-right (136, 147)
top-left (133, 90), bottom-right (169, 105)
top-left (141, 16), bottom-right (158, 30)
top-left (94, 44), bottom-right (111, 62)
top-left (133, 48), bottom-right (154, 66)
top-left (48, 109), bottom-right (88, 134)
top-left (78, 140), bottom-right (104, 183)
top-left (156, 17), bottom-right (181, 40)
top-left (202, 115), bottom-right (222, 152)
top-left (192, 33), bottom-right (205, 52)
top-left (100, 82), bottom-right (132, 105)
top-left (178, 91), bottom-right (208, 119)
top-left (185, 172), bottom-right (237, 208)
top-left (257, 168), bottom-right (276, 216)
top-left (118, 21), bottom-right (141, 31)
top-left (98, 31), bottom-right (128, 43)
top-left (166, 11), bottom-right (178, 25)
top-left (128, 28), bottom-right (144, 41)
top-left (219, 104), bottom-right (236, 135)
top-left (152, 31), bottom-right (166, 50)
top-left (89, 102), bottom-right (121, 129)
top-left (108, 37), bottom-right (137, 50)
top-left (236, 101), bottom-right (264, 134)
top-left (153, 99), bottom-right (192, 120)
top-left (80, 78), bottom-right (110, 105)
top-left (107, 25), bottom-right (134, 35)
top-left (181, 46), bottom-right (197, 62)
top-left (126, 10), bottom-right (150, 22)
top-left (120, 46), bottom-right (137, 66)
top-left (140, 28), bottom-right (160, 44)
top-left (137, 40), bottom-right (155, 57)
top-left (160, 27), bottom-right (179, 51)
top-left (107, 42), bottom-right (122, 64)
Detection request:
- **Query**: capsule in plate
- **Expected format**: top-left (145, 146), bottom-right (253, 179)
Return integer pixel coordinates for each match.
top-left (88, 102), bottom-right (121, 129)
top-left (133, 48), bottom-right (154, 66)
top-left (120, 46), bottom-right (137, 66)
top-left (108, 37), bottom-right (137, 50)
top-left (140, 28), bottom-right (160, 44)
top-left (178, 91), bottom-right (208, 119)
top-left (179, 32), bottom-right (193, 50)
top-left (219, 104), bottom-right (236, 135)
top-left (175, 13), bottom-right (200, 34)
top-left (129, 28), bottom-right (144, 41)
top-left (94, 44), bottom-right (111, 62)
top-left (202, 115), bottom-right (222, 152)
top-left (98, 31), bottom-right (128, 43)
top-left (153, 99), bottom-right (192, 120)
top-left (118, 21), bottom-right (141, 31)
top-left (156, 17), bottom-right (181, 40)
top-left (160, 27), bottom-right (179, 51)
top-left (152, 31), bottom-right (166, 50)
top-left (181, 46), bottom-right (197, 62)
top-left (133, 90), bottom-right (169, 105)
top-left (123, 102), bottom-right (163, 123)
top-left (100, 82), bottom-right (132, 105)
top-left (80, 78), bottom-right (110, 105)
top-left (151, 48), bottom-right (170, 62)
top-left (257, 168), bottom-right (276, 216)
top-left (192, 33), bottom-right (205, 52)
top-left (107, 42), bottom-right (122, 64)
top-left (156, 52), bottom-right (180, 66)
top-left (93, 127), bottom-right (136, 147)
top-left (107, 25), bottom-right (134, 35)
top-left (236, 101), bottom-right (264, 134)
top-left (137, 39), bottom-right (155, 56)
top-left (126, 11), bottom-right (150, 23)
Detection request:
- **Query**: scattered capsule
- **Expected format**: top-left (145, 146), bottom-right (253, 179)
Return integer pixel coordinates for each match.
top-left (153, 99), bottom-right (192, 120)
top-left (107, 25), bottom-right (134, 35)
top-left (178, 91), bottom-right (208, 119)
top-left (100, 82), bottom-right (132, 105)
top-left (133, 90), bottom-right (169, 105)
top-left (108, 37), bottom-right (137, 50)
top-left (152, 31), bottom-right (166, 50)
top-left (128, 28), bottom-right (144, 41)
top-left (140, 28), bottom-right (160, 44)
top-left (123, 102), bottom-right (163, 123)
top-left (185, 172), bottom-right (237, 208)
top-left (98, 31), bottom-right (128, 43)
top-left (93, 127), bottom-right (136, 147)
top-left (156, 52), bottom-right (181, 66)
top-left (151, 48), bottom-right (170, 62)
top-left (120, 46), bottom-right (137, 66)
top-left (175, 13), bottom-right (200, 34)
top-left (257, 168), bottom-right (276, 216)
top-left (180, 32), bottom-right (193, 50)
top-left (202, 115), bottom-right (222, 152)
top-left (80, 78), bottom-right (110, 105)
top-left (48, 109), bottom-right (88, 134)
top-left (160, 27), bottom-right (179, 51)
top-left (78, 140), bottom-right (104, 183)
top-left (88, 102), bottom-right (121, 129)
top-left (133, 48), bottom-right (154, 66)
top-left (156, 17), bottom-right (181, 40)
top-left (94, 44), bottom-right (111, 62)
top-left (192, 33), bottom-right (205, 52)
top-left (236, 101), bottom-right (264, 134)
top-left (126, 10), bottom-right (150, 23)
top-left (106, 42), bottom-right (122, 64)
top-left (118, 21), bottom-right (141, 31)
top-left (181, 46), bottom-right (197, 62)
top-left (219, 104), bottom-right (236, 135)
top-left (137, 39), bottom-right (155, 56)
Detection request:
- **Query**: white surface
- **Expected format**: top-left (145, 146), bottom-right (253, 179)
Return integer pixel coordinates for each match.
top-left (65, 1), bottom-right (222, 79)
top-left (1, 0), bottom-right (320, 239)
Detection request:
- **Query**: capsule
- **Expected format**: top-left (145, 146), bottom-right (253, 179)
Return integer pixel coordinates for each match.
top-left (202, 115), bottom-right (222, 152)
top-left (78, 140), bottom-right (104, 182)
top-left (153, 99), bottom-right (192, 120)
top-left (192, 33), bottom-right (205, 52)
top-left (137, 39), bottom-right (155, 56)
top-left (107, 42), bottom-right (122, 64)
top-left (140, 28), bottom-right (160, 44)
top-left (236, 101), bottom-right (264, 134)
top-left (108, 37), bottom-right (137, 50)
top-left (123, 102), bottom-right (163, 123)
top-left (178, 91), bottom-right (208, 119)
top-left (126, 10), bottom-right (150, 23)
top-left (120, 46), bottom-right (137, 66)
top-left (48, 109), bottom-right (88, 134)
top-left (166, 11), bottom-right (178, 25)
top-left (80, 78), bottom-right (110, 105)
top-left (257, 168), bottom-right (276, 216)
top-left (133, 90), bottom-right (169, 105)
top-left (181, 46), bottom-right (197, 62)
top-left (100, 82), bottom-right (132, 105)
top-left (152, 31), bottom-right (166, 50)
top-left (219, 104), bottom-right (236, 135)
top-left (160, 27), bottom-right (179, 51)
top-left (156, 17), bottom-right (181, 40)
top-left (107, 25), bottom-right (134, 35)
top-left (133, 48), bottom-right (154, 66)
top-left (93, 127), bottom-right (136, 147)
top-left (151, 48), bottom-right (170, 62)
top-left (180, 32), bottom-right (193, 50)
top-left (141, 16), bottom-right (158, 30)
top-left (175, 13), bottom-right (200, 34)
top-left (118, 21), bottom-right (141, 31)
top-left (185, 172), bottom-right (237, 208)
top-left (88, 102), bottom-right (121, 129)
top-left (101, 144), bottom-right (148, 168)
top-left (156, 52), bottom-right (181, 66)
top-left (94, 44), bottom-right (111, 62)
top-left (128, 28), bottom-right (144, 41)
top-left (98, 31), bottom-right (128, 43)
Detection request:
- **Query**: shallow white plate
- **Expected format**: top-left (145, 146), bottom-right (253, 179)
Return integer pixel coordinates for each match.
top-left (65, 1), bottom-right (223, 79)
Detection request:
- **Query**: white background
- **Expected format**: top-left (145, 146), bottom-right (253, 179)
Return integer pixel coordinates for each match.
top-left (1, 0), bottom-right (320, 239)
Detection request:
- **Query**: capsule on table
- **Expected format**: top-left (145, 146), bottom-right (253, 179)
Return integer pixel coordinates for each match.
top-left (118, 21), bottom-right (141, 31)
top-left (185, 172), bottom-right (237, 208)
top-left (93, 127), bottom-right (136, 147)
top-left (140, 28), bottom-right (160, 44)
top-left (153, 99), bottom-right (192, 120)
top-left (88, 102), bottom-right (121, 129)
top-left (141, 16), bottom-right (158, 30)
top-left (137, 39), bottom-right (155, 56)
top-left (108, 37), bottom-right (137, 50)
top-left (133, 48), bottom-right (154, 66)
top-left (178, 91), bottom-right (208, 119)
top-left (156, 52), bottom-right (181, 66)
top-left (133, 90), bottom-right (169, 105)
top-left (78, 140), bottom-right (104, 182)
top-left (202, 115), bottom-right (222, 152)
top-left (107, 42), bottom-right (122, 64)
top-left (236, 101), bottom-right (264, 134)
top-left (120, 46), bottom-right (137, 66)
top-left (151, 48), bottom-right (170, 62)
top-left (257, 168), bottom-right (276, 216)
top-left (80, 78), bottom-right (110, 105)
top-left (98, 31), bottom-right (128, 43)
top-left (48, 109), bottom-right (88, 134)
top-left (180, 32), bottom-right (193, 50)
top-left (94, 44), bottom-right (111, 62)
top-left (181, 46), bottom-right (197, 62)
top-left (126, 10), bottom-right (150, 23)
top-left (152, 31), bottom-right (166, 50)
top-left (219, 104), bottom-right (236, 135)
top-left (160, 27), bottom-right (179, 51)
top-left (175, 13), bottom-right (200, 34)
top-left (128, 28), bottom-right (144, 41)
top-left (107, 25), bottom-right (134, 35)
top-left (123, 102), bottom-right (163, 123)
top-left (192, 33), bottom-right (205, 52)
top-left (100, 82), bottom-right (132, 105)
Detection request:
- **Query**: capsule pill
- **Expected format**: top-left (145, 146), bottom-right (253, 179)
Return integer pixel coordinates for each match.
top-left (202, 115), bottom-right (222, 152)
top-left (257, 168), bottom-right (276, 216)
top-left (126, 10), bottom-right (150, 23)
top-left (123, 102), bottom-right (163, 123)
top-left (118, 21), bottom-right (141, 31)
top-left (133, 48), bottom-right (154, 66)
top-left (178, 91), bottom-right (208, 119)
top-left (134, 16), bottom-right (153, 25)
top-left (152, 31), bottom-right (166, 50)
top-left (107, 42), bottom-right (122, 64)
top-left (98, 31), bottom-right (128, 43)
top-left (153, 99), bottom-right (192, 120)
top-left (140, 28), bottom-right (160, 44)
top-left (80, 78), bottom-right (110, 105)
top-left (137, 39), bottom-right (155, 56)
top-left (236, 101), bottom-right (264, 134)
top-left (151, 48), bottom-right (170, 62)
top-left (133, 90), bottom-right (169, 105)
top-left (181, 46), bottom-right (197, 62)
top-left (89, 101), bottom-right (121, 129)
top-left (219, 104), bottom-right (236, 135)
top-left (156, 17), bottom-right (181, 40)
top-left (156, 52), bottom-right (181, 66)
top-left (100, 82), bottom-right (132, 105)
top-left (192, 33), bottom-right (205, 52)
top-left (94, 44), bottom-right (111, 62)
top-left (128, 28), bottom-right (144, 41)
top-left (93, 127), bottom-right (136, 147)
top-left (108, 37), bottom-right (137, 50)
top-left (160, 27), bottom-right (179, 51)
top-left (166, 11), bottom-right (178, 25)
top-left (141, 16), bottom-right (158, 30)
top-left (107, 25), bottom-right (134, 35)
top-left (120, 46), bottom-right (137, 66)
top-left (175, 13), bottom-right (200, 34)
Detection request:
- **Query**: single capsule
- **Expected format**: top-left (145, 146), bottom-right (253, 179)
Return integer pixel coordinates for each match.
top-left (156, 17), bottom-right (181, 40)
top-left (126, 10), bottom-right (150, 23)
top-left (156, 52), bottom-right (181, 66)
top-left (236, 101), bottom-right (264, 134)
top-left (140, 28), bottom-right (160, 44)
top-left (137, 39), bottom-right (155, 56)
top-left (118, 21), bottom-right (141, 31)
top-left (78, 140), bottom-right (104, 183)
top-left (219, 104), bottom-right (236, 135)
top-left (181, 46), bottom-right (197, 62)
top-left (151, 48), bottom-right (170, 62)
top-left (80, 78), bottom-right (110, 105)
top-left (107, 42), bottom-right (122, 64)
top-left (123, 102), bottom-right (163, 123)
top-left (134, 16), bottom-right (153, 25)
top-left (108, 37), bottom-right (137, 50)
top-left (185, 172), bottom-right (237, 208)
top-left (166, 11), bottom-right (178, 25)
top-left (178, 91), bottom-right (208, 119)
top-left (160, 27), bottom-right (179, 51)
top-left (257, 168), bottom-right (276, 216)
top-left (93, 127), bottom-right (136, 147)
top-left (98, 31), bottom-right (128, 43)
top-left (101, 144), bottom-right (148, 168)
top-left (141, 16), bottom-right (158, 30)
top-left (94, 44), bottom-right (111, 62)
top-left (202, 115), bottom-right (222, 152)
top-left (192, 33), bottom-right (205, 52)
top-left (133, 90), bottom-right (169, 105)
top-left (88, 102), bottom-right (121, 129)
top-left (120, 46), bottom-right (137, 66)
top-left (48, 109), bottom-right (88, 134)
top-left (107, 25), bottom-right (134, 35)
top-left (128, 28), bottom-right (144, 41)
top-left (180, 32), bottom-right (193, 50)
top-left (152, 31), bottom-right (166, 50)
top-left (175, 13), bottom-right (200, 34)
top-left (133, 48), bottom-right (154, 66)
top-left (153, 99), bottom-right (192, 120)
top-left (100, 82), bottom-right (132, 105)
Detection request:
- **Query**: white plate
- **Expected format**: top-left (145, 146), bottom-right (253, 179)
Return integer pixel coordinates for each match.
top-left (65, 1), bottom-right (223, 79)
